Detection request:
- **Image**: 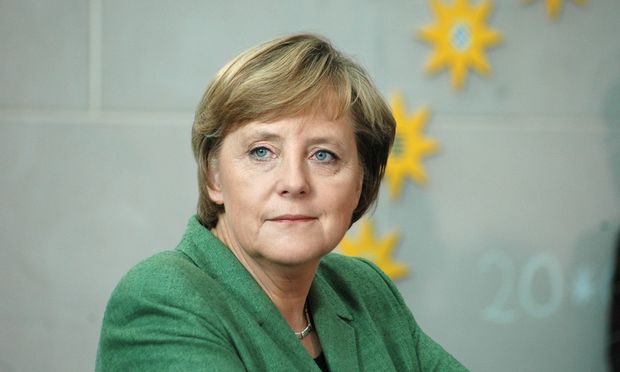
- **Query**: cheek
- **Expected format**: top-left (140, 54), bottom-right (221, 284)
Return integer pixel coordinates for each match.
top-left (220, 170), bottom-right (267, 213)
top-left (332, 171), bottom-right (363, 214)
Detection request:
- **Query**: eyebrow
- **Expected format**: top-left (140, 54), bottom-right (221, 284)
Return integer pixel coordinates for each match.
top-left (305, 136), bottom-right (345, 149)
top-left (243, 130), bottom-right (282, 144)
top-left (242, 130), bottom-right (346, 149)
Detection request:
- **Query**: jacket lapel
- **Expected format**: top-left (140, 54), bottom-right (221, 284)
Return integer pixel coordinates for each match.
top-left (177, 217), bottom-right (275, 323)
top-left (176, 217), bottom-right (316, 367)
top-left (309, 272), bottom-right (360, 371)
top-left (178, 217), bottom-right (362, 370)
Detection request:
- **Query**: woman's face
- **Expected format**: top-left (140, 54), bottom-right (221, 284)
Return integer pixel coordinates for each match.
top-left (207, 110), bottom-right (363, 268)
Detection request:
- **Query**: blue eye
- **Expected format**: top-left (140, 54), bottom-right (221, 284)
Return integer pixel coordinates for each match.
top-left (250, 147), bottom-right (272, 160)
top-left (313, 150), bottom-right (335, 162)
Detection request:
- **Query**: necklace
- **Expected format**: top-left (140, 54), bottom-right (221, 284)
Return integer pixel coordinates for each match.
top-left (294, 307), bottom-right (313, 339)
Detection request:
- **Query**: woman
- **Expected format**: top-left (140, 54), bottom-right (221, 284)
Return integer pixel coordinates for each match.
top-left (96, 34), bottom-right (467, 371)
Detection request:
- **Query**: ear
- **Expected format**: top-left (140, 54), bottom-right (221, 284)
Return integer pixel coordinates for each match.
top-left (205, 156), bottom-right (224, 205)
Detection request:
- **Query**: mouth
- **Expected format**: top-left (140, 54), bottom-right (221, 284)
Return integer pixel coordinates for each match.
top-left (268, 214), bottom-right (317, 224)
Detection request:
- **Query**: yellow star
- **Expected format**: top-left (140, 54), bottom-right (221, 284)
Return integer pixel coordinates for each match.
top-left (340, 219), bottom-right (409, 280)
top-left (523, 0), bottom-right (586, 20)
top-left (418, 0), bottom-right (502, 90)
top-left (385, 93), bottom-right (438, 199)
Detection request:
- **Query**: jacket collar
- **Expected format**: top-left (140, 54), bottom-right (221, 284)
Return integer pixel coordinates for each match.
top-left (177, 216), bottom-right (359, 369)
top-left (310, 272), bottom-right (359, 370)
top-left (176, 216), bottom-right (280, 325)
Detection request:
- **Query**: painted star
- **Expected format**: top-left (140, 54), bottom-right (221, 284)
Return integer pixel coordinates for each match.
top-left (385, 93), bottom-right (438, 199)
top-left (340, 219), bottom-right (409, 280)
top-left (523, 0), bottom-right (587, 20)
top-left (418, 0), bottom-right (502, 90)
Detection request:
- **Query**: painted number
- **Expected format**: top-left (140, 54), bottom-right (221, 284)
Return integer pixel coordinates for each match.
top-left (478, 251), bottom-right (517, 323)
top-left (479, 251), bottom-right (564, 323)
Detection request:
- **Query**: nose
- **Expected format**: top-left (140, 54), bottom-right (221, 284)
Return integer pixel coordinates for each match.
top-left (276, 155), bottom-right (310, 197)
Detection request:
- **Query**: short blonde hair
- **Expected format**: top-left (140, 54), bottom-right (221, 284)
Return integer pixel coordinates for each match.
top-left (192, 34), bottom-right (395, 229)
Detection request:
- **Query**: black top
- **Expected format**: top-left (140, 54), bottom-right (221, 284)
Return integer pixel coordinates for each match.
top-left (314, 352), bottom-right (329, 372)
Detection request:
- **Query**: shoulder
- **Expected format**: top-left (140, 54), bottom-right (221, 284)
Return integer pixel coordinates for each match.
top-left (104, 250), bottom-right (220, 322)
top-left (112, 250), bottom-right (204, 296)
top-left (319, 253), bottom-right (384, 280)
top-left (97, 251), bottom-right (245, 370)
top-left (317, 253), bottom-right (405, 306)
top-left (317, 255), bottom-right (469, 370)
top-left (319, 253), bottom-right (396, 286)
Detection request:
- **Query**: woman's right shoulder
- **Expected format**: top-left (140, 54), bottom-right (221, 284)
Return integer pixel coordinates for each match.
top-left (106, 250), bottom-right (215, 309)
top-left (117, 250), bottom-right (200, 285)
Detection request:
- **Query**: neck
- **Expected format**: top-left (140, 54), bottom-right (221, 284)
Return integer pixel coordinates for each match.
top-left (254, 266), bottom-right (315, 331)
top-left (211, 221), bottom-right (318, 331)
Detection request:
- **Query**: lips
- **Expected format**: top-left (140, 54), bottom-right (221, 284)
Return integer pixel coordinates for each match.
top-left (268, 214), bottom-right (317, 223)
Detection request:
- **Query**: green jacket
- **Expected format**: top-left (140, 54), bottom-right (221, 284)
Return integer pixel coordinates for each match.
top-left (96, 216), bottom-right (467, 371)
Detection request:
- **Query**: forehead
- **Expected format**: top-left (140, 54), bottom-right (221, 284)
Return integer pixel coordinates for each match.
top-left (232, 87), bottom-right (351, 131)
top-left (231, 110), bottom-right (355, 142)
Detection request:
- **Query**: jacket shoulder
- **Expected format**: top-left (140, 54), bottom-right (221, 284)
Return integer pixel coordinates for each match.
top-left (101, 249), bottom-right (225, 330)
top-left (317, 253), bottom-right (404, 305)
top-left (319, 253), bottom-right (384, 280)
top-left (97, 249), bottom-right (249, 371)
top-left (112, 250), bottom-right (205, 296)
top-left (318, 255), bottom-right (469, 371)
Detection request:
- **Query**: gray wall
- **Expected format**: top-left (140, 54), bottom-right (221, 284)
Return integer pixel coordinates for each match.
top-left (1, 1), bottom-right (619, 371)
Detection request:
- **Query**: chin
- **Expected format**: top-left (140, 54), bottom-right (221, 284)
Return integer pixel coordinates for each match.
top-left (264, 244), bottom-right (331, 267)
